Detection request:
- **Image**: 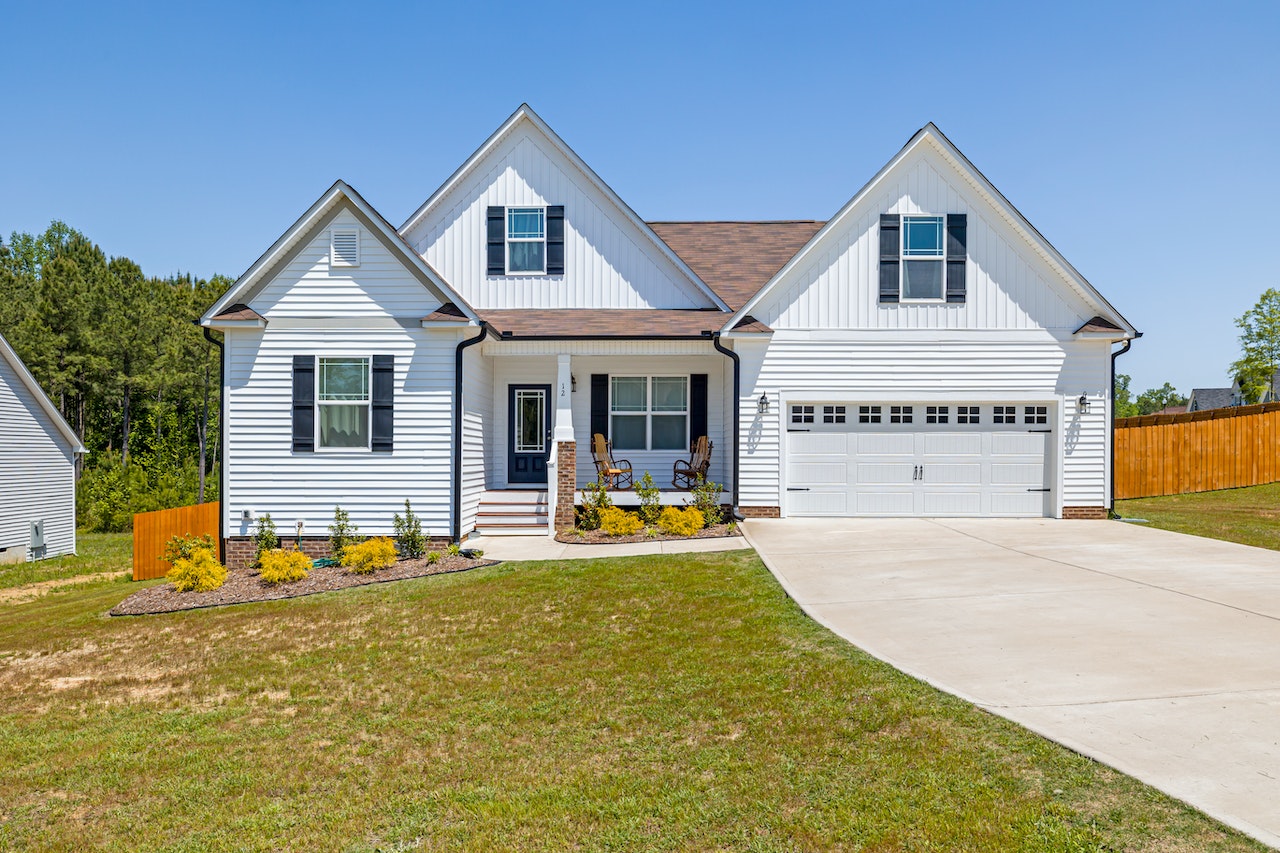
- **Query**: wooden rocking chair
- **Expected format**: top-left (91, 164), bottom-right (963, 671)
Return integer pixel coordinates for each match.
top-left (591, 433), bottom-right (634, 489)
top-left (673, 435), bottom-right (713, 490)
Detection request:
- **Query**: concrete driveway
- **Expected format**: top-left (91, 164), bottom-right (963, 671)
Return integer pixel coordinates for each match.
top-left (746, 517), bottom-right (1280, 849)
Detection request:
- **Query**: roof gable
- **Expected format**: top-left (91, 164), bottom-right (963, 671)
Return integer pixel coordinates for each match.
top-left (202, 181), bottom-right (478, 326)
top-left (0, 332), bottom-right (85, 453)
top-left (399, 105), bottom-right (729, 312)
top-left (723, 124), bottom-right (1137, 337)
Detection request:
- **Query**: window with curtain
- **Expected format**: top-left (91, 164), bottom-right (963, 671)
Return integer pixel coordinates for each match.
top-left (318, 357), bottom-right (370, 448)
top-left (610, 376), bottom-right (687, 450)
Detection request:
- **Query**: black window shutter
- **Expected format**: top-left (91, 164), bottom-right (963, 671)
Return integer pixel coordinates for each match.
top-left (291, 355), bottom-right (315, 452)
top-left (371, 355), bottom-right (394, 452)
top-left (590, 374), bottom-right (609, 439)
top-left (879, 214), bottom-right (900, 303)
top-left (690, 374), bottom-right (708, 443)
top-left (546, 205), bottom-right (565, 275)
top-left (946, 213), bottom-right (967, 304)
top-left (486, 206), bottom-right (505, 276)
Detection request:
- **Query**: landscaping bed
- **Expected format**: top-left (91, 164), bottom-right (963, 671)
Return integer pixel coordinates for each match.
top-left (555, 523), bottom-right (740, 545)
top-left (110, 553), bottom-right (495, 616)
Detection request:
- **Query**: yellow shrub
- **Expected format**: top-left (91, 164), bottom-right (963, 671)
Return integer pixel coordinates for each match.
top-left (341, 536), bottom-right (398, 574)
top-left (658, 506), bottom-right (705, 536)
top-left (167, 547), bottom-right (227, 592)
top-left (599, 506), bottom-right (644, 536)
top-left (258, 548), bottom-right (311, 584)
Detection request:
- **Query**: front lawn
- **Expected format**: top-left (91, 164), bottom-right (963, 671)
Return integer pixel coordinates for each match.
top-left (0, 548), bottom-right (1264, 851)
top-left (1116, 482), bottom-right (1280, 551)
top-left (0, 532), bottom-right (131, 591)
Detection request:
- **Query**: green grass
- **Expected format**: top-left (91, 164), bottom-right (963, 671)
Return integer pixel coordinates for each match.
top-left (1117, 482), bottom-right (1280, 550)
top-left (0, 545), bottom-right (1265, 852)
top-left (0, 533), bottom-right (132, 591)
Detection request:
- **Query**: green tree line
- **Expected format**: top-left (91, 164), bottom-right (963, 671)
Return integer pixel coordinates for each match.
top-left (0, 221), bottom-right (228, 531)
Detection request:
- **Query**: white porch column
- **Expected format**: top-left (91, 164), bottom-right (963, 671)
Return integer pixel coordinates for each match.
top-left (553, 354), bottom-right (574, 441)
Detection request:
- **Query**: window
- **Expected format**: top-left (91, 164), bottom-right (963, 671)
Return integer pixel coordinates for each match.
top-left (926, 405), bottom-right (949, 424)
top-left (993, 405), bottom-right (1016, 424)
top-left (611, 376), bottom-right (687, 450)
top-left (331, 229), bottom-right (359, 267)
top-left (791, 404), bottom-right (814, 424)
top-left (318, 357), bottom-right (370, 448)
top-left (901, 216), bottom-right (944, 300)
top-left (890, 405), bottom-right (913, 424)
top-left (823, 405), bottom-right (846, 424)
top-left (1024, 405), bottom-right (1048, 425)
top-left (859, 405), bottom-right (882, 424)
top-left (507, 207), bottom-right (545, 273)
top-left (957, 405), bottom-right (980, 424)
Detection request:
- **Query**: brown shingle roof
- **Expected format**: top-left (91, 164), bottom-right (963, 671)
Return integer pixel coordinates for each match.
top-left (481, 309), bottom-right (735, 338)
top-left (422, 302), bottom-right (471, 323)
top-left (211, 303), bottom-right (265, 322)
top-left (1074, 315), bottom-right (1124, 334)
top-left (649, 221), bottom-right (825, 310)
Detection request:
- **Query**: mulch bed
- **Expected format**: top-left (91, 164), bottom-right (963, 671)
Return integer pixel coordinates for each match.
top-left (554, 523), bottom-right (742, 545)
top-left (110, 554), bottom-right (496, 616)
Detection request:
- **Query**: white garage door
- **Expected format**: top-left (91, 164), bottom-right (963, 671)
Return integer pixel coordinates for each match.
top-left (785, 403), bottom-right (1053, 517)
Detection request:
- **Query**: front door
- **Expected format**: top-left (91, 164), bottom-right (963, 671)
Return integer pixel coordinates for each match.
top-left (508, 384), bottom-right (552, 485)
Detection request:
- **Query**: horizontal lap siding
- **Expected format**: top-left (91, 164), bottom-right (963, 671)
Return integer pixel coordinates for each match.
top-left (460, 345), bottom-right (493, 535)
top-left (225, 326), bottom-right (456, 538)
top-left (0, 359), bottom-right (76, 559)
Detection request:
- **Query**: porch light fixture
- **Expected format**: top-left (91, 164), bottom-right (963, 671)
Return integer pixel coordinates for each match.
top-left (758, 392), bottom-right (770, 415)
top-left (1077, 394), bottom-right (1091, 414)
top-left (571, 374), bottom-right (577, 392)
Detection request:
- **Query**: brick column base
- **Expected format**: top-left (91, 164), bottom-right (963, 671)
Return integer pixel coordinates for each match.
top-left (1062, 506), bottom-right (1108, 520)
top-left (555, 440), bottom-right (577, 530)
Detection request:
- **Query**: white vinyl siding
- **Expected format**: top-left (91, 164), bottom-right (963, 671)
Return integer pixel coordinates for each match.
top-left (404, 123), bottom-right (715, 311)
top-left (0, 356), bottom-right (77, 560)
top-left (459, 342), bottom-right (493, 536)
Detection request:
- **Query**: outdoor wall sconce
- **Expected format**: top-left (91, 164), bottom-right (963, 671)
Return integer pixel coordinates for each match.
top-left (1077, 394), bottom-right (1091, 414)
top-left (241, 509), bottom-right (252, 521)
top-left (758, 392), bottom-right (770, 414)
top-left (571, 374), bottom-right (577, 392)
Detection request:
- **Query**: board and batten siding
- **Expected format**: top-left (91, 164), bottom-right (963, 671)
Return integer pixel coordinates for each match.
top-left (753, 144), bottom-right (1099, 334)
top-left (0, 356), bottom-right (76, 560)
top-left (404, 123), bottom-right (714, 311)
top-left (735, 334), bottom-right (1111, 514)
top-left (253, 209), bottom-right (443, 320)
top-left (224, 324), bottom-right (459, 539)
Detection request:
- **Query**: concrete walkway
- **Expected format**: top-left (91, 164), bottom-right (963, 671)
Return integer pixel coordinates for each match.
top-left (465, 533), bottom-right (749, 562)
top-left (745, 517), bottom-right (1280, 849)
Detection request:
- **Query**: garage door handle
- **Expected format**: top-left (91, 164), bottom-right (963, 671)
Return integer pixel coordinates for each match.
top-left (1028, 429), bottom-right (1052, 433)
top-left (1026, 488), bottom-right (1050, 492)
top-left (787, 429), bottom-right (811, 433)
top-left (787, 487), bottom-right (810, 491)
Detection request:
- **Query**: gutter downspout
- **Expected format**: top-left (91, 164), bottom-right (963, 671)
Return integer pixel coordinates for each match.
top-left (201, 325), bottom-right (226, 563)
top-left (1109, 334), bottom-right (1140, 515)
top-left (711, 332), bottom-right (741, 517)
top-left (453, 323), bottom-right (490, 543)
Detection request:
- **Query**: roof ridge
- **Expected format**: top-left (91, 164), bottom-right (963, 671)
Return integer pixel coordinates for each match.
top-left (648, 219), bottom-right (826, 225)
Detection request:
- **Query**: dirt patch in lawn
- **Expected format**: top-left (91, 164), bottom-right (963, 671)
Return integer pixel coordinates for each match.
top-left (110, 555), bottom-right (496, 616)
top-left (555, 523), bottom-right (741, 545)
top-left (0, 572), bottom-right (130, 605)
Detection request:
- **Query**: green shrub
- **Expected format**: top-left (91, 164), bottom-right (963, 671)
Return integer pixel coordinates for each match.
top-left (167, 547), bottom-right (227, 592)
top-left (257, 548), bottom-right (311, 584)
top-left (599, 506), bottom-right (644, 536)
top-left (162, 533), bottom-right (216, 565)
top-left (425, 551), bottom-right (441, 564)
top-left (576, 477), bottom-right (613, 531)
top-left (690, 476), bottom-right (725, 526)
top-left (392, 499), bottom-right (427, 558)
top-left (445, 543), bottom-right (461, 557)
top-left (633, 472), bottom-right (662, 525)
top-left (252, 513), bottom-right (279, 567)
top-left (328, 506), bottom-right (359, 561)
top-left (658, 506), bottom-right (704, 536)
top-left (341, 536), bottom-right (397, 574)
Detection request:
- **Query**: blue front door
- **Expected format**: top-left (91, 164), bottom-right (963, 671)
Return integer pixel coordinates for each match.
top-left (508, 384), bottom-right (551, 485)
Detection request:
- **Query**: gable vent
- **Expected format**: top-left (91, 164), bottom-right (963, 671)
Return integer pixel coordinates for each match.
top-left (331, 229), bottom-right (360, 266)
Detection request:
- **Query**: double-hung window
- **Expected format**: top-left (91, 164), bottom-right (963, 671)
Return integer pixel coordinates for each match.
top-left (901, 215), bottom-right (945, 300)
top-left (610, 376), bottom-right (688, 450)
top-left (318, 357), bottom-right (370, 448)
top-left (506, 207), bottom-right (545, 273)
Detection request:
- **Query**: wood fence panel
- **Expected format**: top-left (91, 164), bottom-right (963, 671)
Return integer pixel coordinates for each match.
top-left (132, 502), bottom-right (220, 580)
top-left (1115, 406), bottom-right (1280, 499)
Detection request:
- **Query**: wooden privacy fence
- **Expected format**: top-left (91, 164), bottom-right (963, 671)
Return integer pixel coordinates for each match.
top-left (132, 502), bottom-right (220, 580)
top-left (1115, 403), bottom-right (1280, 499)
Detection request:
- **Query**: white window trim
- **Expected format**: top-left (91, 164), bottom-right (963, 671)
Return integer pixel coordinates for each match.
top-left (899, 214), bottom-right (945, 303)
top-left (330, 228), bottom-right (361, 267)
top-left (316, 355), bottom-right (372, 452)
top-left (505, 206), bottom-right (547, 276)
top-left (609, 374), bottom-right (690, 451)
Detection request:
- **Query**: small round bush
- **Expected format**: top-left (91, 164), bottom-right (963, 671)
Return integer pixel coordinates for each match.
top-left (258, 548), bottom-right (311, 584)
top-left (425, 551), bottom-right (441, 564)
top-left (341, 536), bottom-right (398, 574)
top-left (599, 506), bottom-right (644, 536)
top-left (167, 547), bottom-right (228, 592)
top-left (658, 506), bottom-right (705, 536)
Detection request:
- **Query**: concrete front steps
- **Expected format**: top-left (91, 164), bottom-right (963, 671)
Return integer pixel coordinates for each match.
top-left (474, 489), bottom-right (549, 536)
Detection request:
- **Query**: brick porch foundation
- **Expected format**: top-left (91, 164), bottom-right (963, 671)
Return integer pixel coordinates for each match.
top-left (738, 506), bottom-right (781, 519)
top-left (1062, 506), bottom-right (1108, 520)
top-left (223, 534), bottom-right (453, 569)
top-left (555, 440), bottom-right (577, 530)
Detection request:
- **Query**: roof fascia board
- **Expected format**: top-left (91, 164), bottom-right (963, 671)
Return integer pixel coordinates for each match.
top-left (206, 319), bottom-right (267, 330)
top-left (398, 104), bottom-right (730, 313)
top-left (0, 333), bottom-right (86, 453)
top-left (722, 124), bottom-right (1137, 338)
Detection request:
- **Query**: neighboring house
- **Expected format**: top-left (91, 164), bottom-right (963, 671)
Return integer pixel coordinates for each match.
top-left (201, 105), bottom-right (1137, 563)
top-left (1154, 406), bottom-right (1188, 416)
top-left (0, 332), bottom-right (85, 562)
top-left (1188, 387), bottom-right (1241, 412)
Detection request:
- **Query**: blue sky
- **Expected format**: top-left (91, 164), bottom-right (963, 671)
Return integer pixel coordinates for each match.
top-left (2, 1), bottom-right (1277, 396)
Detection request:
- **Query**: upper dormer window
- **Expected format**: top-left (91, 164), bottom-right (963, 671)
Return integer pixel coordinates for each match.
top-left (331, 229), bottom-right (360, 267)
top-left (486, 205), bottom-right (565, 276)
top-left (901, 216), bottom-right (944, 300)
top-left (506, 207), bottom-right (546, 273)
top-left (878, 214), bottom-right (966, 304)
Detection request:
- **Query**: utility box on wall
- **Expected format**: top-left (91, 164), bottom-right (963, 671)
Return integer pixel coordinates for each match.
top-left (30, 519), bottom-right (45, 560)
